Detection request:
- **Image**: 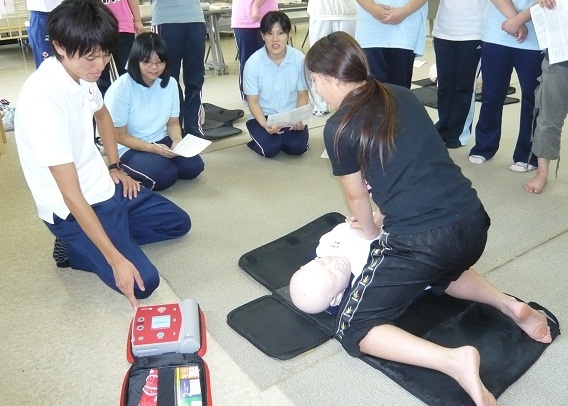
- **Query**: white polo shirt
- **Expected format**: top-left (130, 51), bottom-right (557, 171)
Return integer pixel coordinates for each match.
top-left (15, 57), bottom-right (115, 223)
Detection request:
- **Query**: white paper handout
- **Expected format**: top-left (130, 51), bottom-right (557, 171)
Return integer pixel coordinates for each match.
top-left (266, 104), bottom-right (312, 128)
top-left (530, 1), bottom-right (568, 64)
top-left (153, 133), bottom-right (211, 158)
top-left (530, 5), bottom-right (549, 50)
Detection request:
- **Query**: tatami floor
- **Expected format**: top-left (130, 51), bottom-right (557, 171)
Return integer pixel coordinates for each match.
top-left (1, 23), bottom-right (567, 406)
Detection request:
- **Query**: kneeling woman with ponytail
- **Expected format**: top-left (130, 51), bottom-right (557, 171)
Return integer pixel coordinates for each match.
top-left (305, 32), bottom-right (551, 406)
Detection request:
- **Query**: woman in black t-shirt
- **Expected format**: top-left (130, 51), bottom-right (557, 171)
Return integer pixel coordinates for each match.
top-left (305, 32), bottom-right (551, 406)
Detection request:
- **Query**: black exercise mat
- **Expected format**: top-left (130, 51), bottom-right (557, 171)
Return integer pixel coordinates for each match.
top-left (411, 85), bottom-right (519, 109)
top-left (238, 212), bottom-right (345, 291)
top-left (201, 103), bottom-right (244, 141)
top-left (230, 213), bottom-right (561, 406)
top-left (201, 118), bottom-right (242, 141)
top-left (203, 103), bottom-right (244, 125)
top-left (412, 78), bottom-right (436, 87)
top-left (227, 295), bottom-right (332, 360)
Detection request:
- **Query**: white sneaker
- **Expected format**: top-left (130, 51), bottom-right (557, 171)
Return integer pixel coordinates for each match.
top-left (469, 155), bottom-right (486, 165)
top-left (509, 162), bottom-right (536, 172)
top-left (313, 111), bottom-right (327, 117)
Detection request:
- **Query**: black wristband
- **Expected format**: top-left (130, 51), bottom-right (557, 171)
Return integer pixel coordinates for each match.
top-left (108, 161), bottom-right (123, 171)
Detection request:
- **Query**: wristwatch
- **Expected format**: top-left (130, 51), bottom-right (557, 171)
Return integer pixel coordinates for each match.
top-left (108, 161), bottom-right (123, 171)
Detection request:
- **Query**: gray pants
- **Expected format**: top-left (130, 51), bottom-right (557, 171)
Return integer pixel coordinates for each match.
top-left (532, 55), bottom-right (568, 160)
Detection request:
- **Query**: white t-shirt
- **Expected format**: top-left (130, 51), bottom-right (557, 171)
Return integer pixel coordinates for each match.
top-left (307, 0), bottom-right (357, 21)
top-left (432, 0), bottom-right (489, 41)
top-left (26, 0), bottom-right (62, 12)
top-left (15, 57), bottom-right (115, 223)
top-left (316, 222), bottom-right (379, 282)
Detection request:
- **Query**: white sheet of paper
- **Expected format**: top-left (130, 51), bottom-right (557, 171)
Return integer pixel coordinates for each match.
top-left (266, 104), bottom-right (312, 128)
top-left (530, 5), bottom-right (548, 50)
top-left (530, 1), bottom-right (568, 64)
top-left (154, 134), bottom-right (211, 158)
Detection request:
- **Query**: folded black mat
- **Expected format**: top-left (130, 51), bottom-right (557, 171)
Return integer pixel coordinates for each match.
top-left (201, 103), bottom-right (244, 141)
top-left (203, 103), bottom-right (244, 125)
top-left (202, 119), bottom-right (242, 141)
top-left (229, 213), bottom-right (560, 406)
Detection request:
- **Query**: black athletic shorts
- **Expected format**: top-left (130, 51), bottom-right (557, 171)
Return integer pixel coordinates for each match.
top-left (336, 204), bottom-right (491, 357)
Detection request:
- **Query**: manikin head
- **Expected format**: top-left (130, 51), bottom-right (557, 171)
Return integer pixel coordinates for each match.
top-left (289, 256), bottom-right (352, 314)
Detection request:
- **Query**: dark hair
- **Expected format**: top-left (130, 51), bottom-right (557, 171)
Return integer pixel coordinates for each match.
top-left (127, 32), bottom-right (171, 88)
top-left (305, 32), bottom-right (397, 173)
top-left (47, 0), bottom-right (118, 61)
top-left (260, 11), bottom-right (292, 34)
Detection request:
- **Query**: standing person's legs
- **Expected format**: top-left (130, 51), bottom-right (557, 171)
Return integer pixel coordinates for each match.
top-left (470, 43), bottom-right (513, 162)
top-left (363, 48), bottom-right (389, 84)
top-left (155, 24), bottom-right (186, 129)
top-left (366, 48), bottom-right (414, 88)
top-left (512, 48), bottom-right (545, 167)
top-left (459, 58), bottom-right (481, 147)
top-left (246, 119), bottom-right (283, 158)
top-left (449, 40), bottom-right (481, 147)
top-left (234, 28), bottom-right (264, 101)
top-left (524, 57), bottom-right (568, 193)
top-left (181, 22), bottom-right (207, 137)
top-left (308, 20), bottom-right (333, 114)
top-left (28, 11), bottom-right (51, 68)
top-left (385, 48), bottom-right (415, 89)
top-left (434, 37), bottom-right (458, 145)
top-left (98, 32), bottom-right (135, 96)
top-left (114, 32), bottom-right (136, 75)
top-left (281, 127), bottom-right (309, 156)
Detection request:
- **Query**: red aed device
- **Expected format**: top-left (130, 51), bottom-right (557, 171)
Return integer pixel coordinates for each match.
top-left (131, 299), bottom-right (201, 357)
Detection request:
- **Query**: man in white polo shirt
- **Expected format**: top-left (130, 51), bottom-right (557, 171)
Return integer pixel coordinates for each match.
top-left (15, 0), bottom-right (191, 309)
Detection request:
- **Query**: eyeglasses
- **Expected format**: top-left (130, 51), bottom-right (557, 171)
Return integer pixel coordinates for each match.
top-left (141, 60), bottom-right (166, 68)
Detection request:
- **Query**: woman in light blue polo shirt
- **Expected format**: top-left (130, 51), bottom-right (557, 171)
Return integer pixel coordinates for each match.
top-left (105, 33), bottom-right (205, 191)
top-left (355, 0), bottom-right (427, 88)
top-left (243, 11), bottom-right (310, 158)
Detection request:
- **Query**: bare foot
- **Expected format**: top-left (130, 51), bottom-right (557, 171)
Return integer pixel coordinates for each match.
top-left (509, 301), bottom-right (552, 343)
top-left (450, 346), bottom-right (497, 406)
top-left (524, 171), bottom-right (548, 194)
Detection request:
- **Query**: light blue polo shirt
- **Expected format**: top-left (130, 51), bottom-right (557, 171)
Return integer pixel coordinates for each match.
top-left (355, 0), bottom-right (428, 56)
top-left (243, 45), bottom-right (308, 117)
top-left (104, 73), bottom-right (180, 157)
top-left (482, 0), bottom-right (539, 51)
top-left (152, 0), bottom-right (205, 25)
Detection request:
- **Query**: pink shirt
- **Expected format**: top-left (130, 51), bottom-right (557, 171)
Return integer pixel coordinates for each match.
top-left (231, 0), bottom-right (278, 29)
top-left (102, 0), bottom-right (136, 34)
